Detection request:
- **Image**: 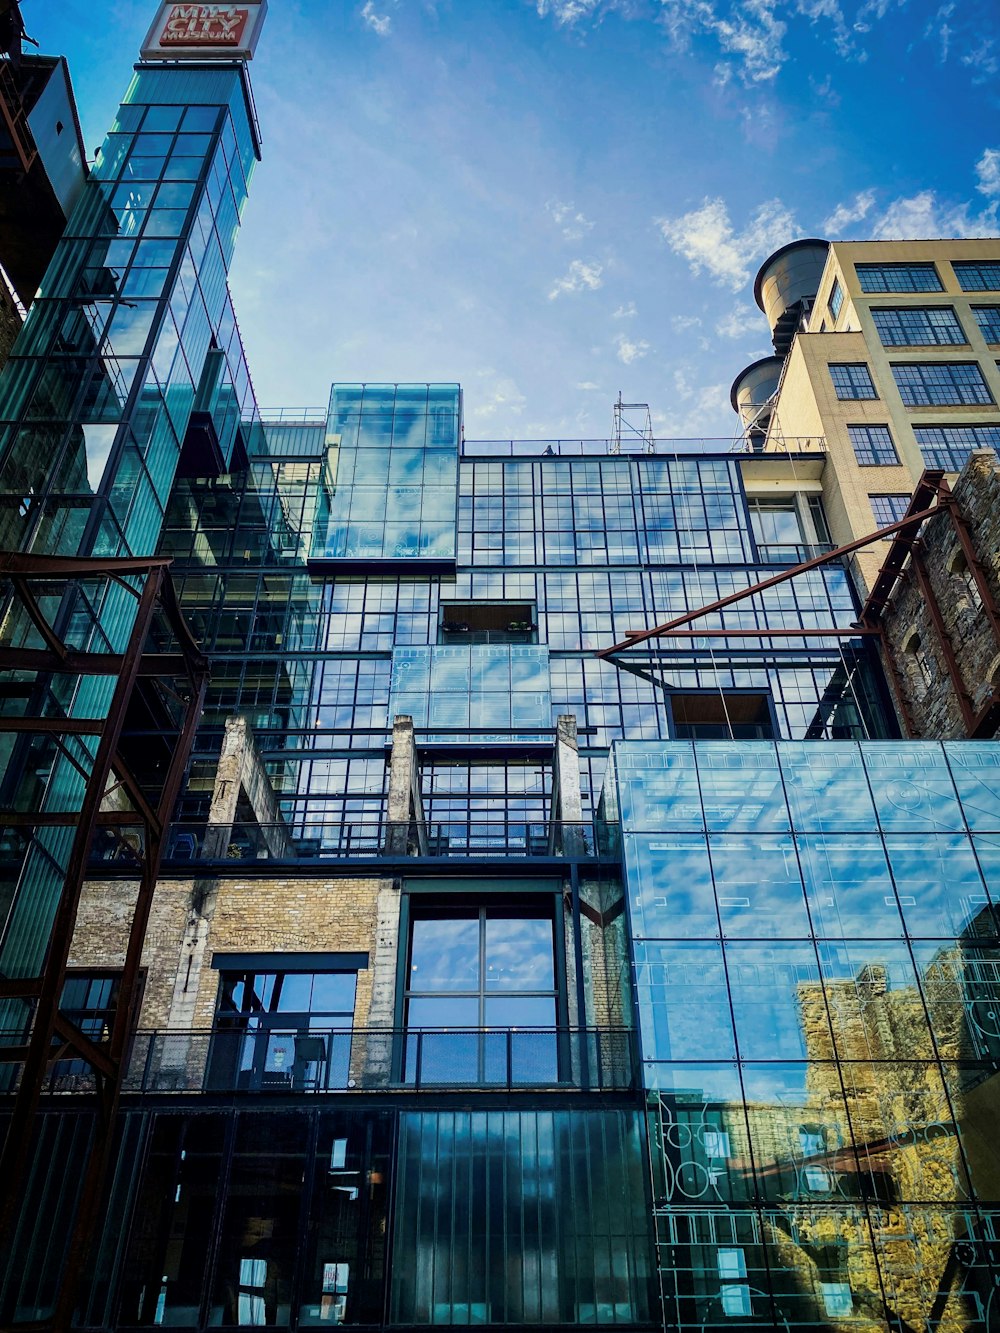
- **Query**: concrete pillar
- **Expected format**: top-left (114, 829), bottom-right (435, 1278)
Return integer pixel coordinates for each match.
top-left (361, 878), bottom-right (403, 1086)
top-left (552, 712), bottom-right (585, 855)
top-left (384, 714), bottom-right (426, 856)
top-left (204, 715), bottom-right (289, 859)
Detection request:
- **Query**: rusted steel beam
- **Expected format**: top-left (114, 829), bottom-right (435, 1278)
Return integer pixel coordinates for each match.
top-left (50, 1012), bottom-right (116, 1081)
top-left (909, 543), bottom-right (977, 733)
top-left (860, 472), bottom-right (946, 623)
top-left (598, 501), bottom-right (944, 658)
top-left (873, 624), bottom-right (918, 740)
top-left (0, 551), bottom-right (174, 577)
top-left (9, 575), bottom-right (69, 661)
top-left (0, 646), bottom-right (194, 676)
top-left (0, 809), bottom-right (146, 827)
top-left (0, 716), bottom-right (103, 734)
top-left (617, 627), bottom-right (879, 639)
top-left (0, 566), bottom-right (165, 1273)
top-left (937, 480), bottom-right (1000, 649)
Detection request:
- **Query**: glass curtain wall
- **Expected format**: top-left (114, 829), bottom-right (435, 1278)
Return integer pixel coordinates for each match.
top-left (0, 64), bottom-right (260, 988)
top-left (610, 739), bottom-right (1000, 1331)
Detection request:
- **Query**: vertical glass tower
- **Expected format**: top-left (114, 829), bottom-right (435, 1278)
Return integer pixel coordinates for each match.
top-left (0, 59), bottom-right (260, 981)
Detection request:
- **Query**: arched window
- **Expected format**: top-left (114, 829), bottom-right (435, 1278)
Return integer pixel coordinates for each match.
top-left (948, 549), bottom-right (983, 610)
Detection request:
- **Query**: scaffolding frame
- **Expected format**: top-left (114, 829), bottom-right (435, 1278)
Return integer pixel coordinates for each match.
top-left (0, 551), bottom-right (208, 1330)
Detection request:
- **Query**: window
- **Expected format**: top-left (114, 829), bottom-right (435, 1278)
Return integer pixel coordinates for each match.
top-left (953, 261), bottom-right (1000, 292)
top-left (869, 494), bottom-right (911, 535)
top-left (856, 262), bottom-right (943, 293)
top-left (51, 972), bottom-right (124, 1084)
top-left (829, 363), bottom-right (877, 400)
top-left (210, 964), bottom-right (358, 1092)
top-left (973, 306), bottom-right (1000, 343)
top-left (914, 424), bottom-right (1000, 470)
top-left (670, 692), bottom-right (774, 740)
top-left (718, 1250), bottom-right (752, 1317)
top-left (828, 278), bottom-right (843, 320)
top-left (891, 362), bottom-right (994, 407)
top-left (905, 631), bottom-right (934, 693)
top-left (949, 550), bottom-right (983, 610)
top-left (404, 901), bottom-right (560, 1084)
top-left (848, 424), bottom-right (899, 466)
top-left (871, 306), bottom-right (966, 346)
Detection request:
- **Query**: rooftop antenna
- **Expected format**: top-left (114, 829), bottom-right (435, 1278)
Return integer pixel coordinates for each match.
top-left (611, 391), bottom-right (654, 455)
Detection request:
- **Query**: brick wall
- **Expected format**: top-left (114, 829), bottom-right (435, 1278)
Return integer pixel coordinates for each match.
top-left (879, 449), bottom-right (1000, 737)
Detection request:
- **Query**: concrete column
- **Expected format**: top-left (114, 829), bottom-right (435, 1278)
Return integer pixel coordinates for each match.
top-left (552, 712), bottom-right (585, 855)
top-left (361, 878), bottom-right (403, 1086)
top-left (204, 715), bottom-right (289, 859)
top-left (384, 714), bottom-right (426, 856)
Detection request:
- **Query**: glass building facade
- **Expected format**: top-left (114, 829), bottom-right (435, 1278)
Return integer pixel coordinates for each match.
top-left (610, 740), bottom-right (1000, 1331)
top-left (1, 27), bottom-right (999, 1333)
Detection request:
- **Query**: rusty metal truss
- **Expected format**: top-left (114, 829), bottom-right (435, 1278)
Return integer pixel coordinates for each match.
top-left (595, 468), bottom-right (1000, 742)
top-left (0, 550), bottom-right (208, 1330)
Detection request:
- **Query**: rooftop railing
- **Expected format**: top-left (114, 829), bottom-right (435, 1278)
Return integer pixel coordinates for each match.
top-left (14, 1027), bottom-right (636, 1096)
top-left (461, 436), bottom-right (826, 457)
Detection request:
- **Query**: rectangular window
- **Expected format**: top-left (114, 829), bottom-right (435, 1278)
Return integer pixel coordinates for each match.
top-left (856, 262), bottom-right (942, 293)
top-left (973, 305), bottom-right (1000, 343)
top-left (828, 278), bottom-right (843, 320)
top-left (829, 363), bottom-right (877, 400)
top-left (953, 261), bottom-right (1000, 292)
top-left (891, 362), bottom-right (994, 406)
top-left (913, 423), bottom-right (1000, 471)
top-left (869, 493), bottom-right (912, 535)
top-left (210, 966), bottom-right (358, 1093)
top-left (404, 901), bottom-right (560, 1085)
top-left (871, 306), bottom-right (966, 346)
top-left (847, 424), bottom-right (899, 466)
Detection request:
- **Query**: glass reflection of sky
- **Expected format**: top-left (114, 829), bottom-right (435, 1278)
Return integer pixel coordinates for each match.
top-left (409, 917), bottom-right (479, 991)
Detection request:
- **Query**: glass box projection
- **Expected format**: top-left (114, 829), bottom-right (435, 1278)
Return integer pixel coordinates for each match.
top-left (309, 383), bottom-right (460, 569)
top-left (608, 739), bottom-right (1000, 1332)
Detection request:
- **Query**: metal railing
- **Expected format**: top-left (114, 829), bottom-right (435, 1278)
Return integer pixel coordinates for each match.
top-left (756, 541), bottom-right (836, 564)
top-left (128, 820), bottom-right (614, 867)
top-left (462, 437), bottom-right (827, 458)
top-left (17, 1027), bottom-right (636, 1096)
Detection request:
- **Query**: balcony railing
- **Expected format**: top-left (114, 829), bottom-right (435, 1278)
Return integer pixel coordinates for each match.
top-left (108, 820), bottom-right (615, 868)
top-left (11, 1027), bottom-right (636, 1096)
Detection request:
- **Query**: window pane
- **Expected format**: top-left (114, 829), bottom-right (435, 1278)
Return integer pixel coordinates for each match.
top-left (484, 914), bottom-right (554, 989)
top-left (409, 916), bottom-right (480, 991)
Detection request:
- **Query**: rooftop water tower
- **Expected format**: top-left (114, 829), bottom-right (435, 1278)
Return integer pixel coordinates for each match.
top-left (754, 238), bottom-right (829, 357)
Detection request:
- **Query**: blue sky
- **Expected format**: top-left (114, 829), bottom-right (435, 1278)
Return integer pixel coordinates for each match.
top-left (32, 0), bottom-right (1000, 440)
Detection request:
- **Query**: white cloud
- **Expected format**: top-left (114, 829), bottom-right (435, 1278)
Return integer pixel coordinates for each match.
top-left (871, 189), bottom-right (999, 240)
top-left (535, 0), bottom-right (604, 22)
top-left (615, 333), bottom-right (650, 364)
top-left (715, 303), bottom-right (763, 338)
top-left (961, 36), bottom-right (998, 83)
top-left (548, 258), bottom-right (604, 299)
top-left (658, 0), bottom-right (789, 84)
top-left (613, 301), bottom-right (637, 319)
top-left (655, 196), bottom-right (799, 291)
top-left (671, 314), bottom-right (702, 331)
top-left (976, 149), bottom-right (1000, 198)
top-left (470, 375), bottom-right (527, 420)
top-left (576, 380), bottom-right (602, 390)
top-left (360, 1), bottom-right (391, 35)
top-left (823, 189), bottom-right (876, 235)
top-left (670, 367), bottom-right (732, 438)
top-left (547, 199), bottom-right (596, 240)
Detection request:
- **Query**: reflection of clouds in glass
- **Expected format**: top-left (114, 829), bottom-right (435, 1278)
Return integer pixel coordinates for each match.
top-left (410, 918), bottom-right (479, 990)
top-left (484, 919), bottom-right (553, 989)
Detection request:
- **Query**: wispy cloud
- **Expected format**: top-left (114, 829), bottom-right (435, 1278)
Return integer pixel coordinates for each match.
top-left (871, 189), bottom-right (999, 239)
top-left (470, 371), bottom-right (527, 420)
top-left (715, 303), bottom-right (763, 338)
top-left (976, 149), bottom-right (1000, 198)
top-left (615, 332), bottom-right (650, 364)
top-left (535, 0), bottom-right (605, 23)
top-left (613, 301), bottom-right (637, 319)
top-left (547, 199), bottom-right (596, 240)
top-left (655, 196), bottom-right (799, 290)
top-left (823, 189), bottom-right (876, 234)
top-left (548, 258), bottom-right (604, 299)
top-left (576, 380), bottom-right (602, 390)
top-left (360, 1), bottom-right (392, 36)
